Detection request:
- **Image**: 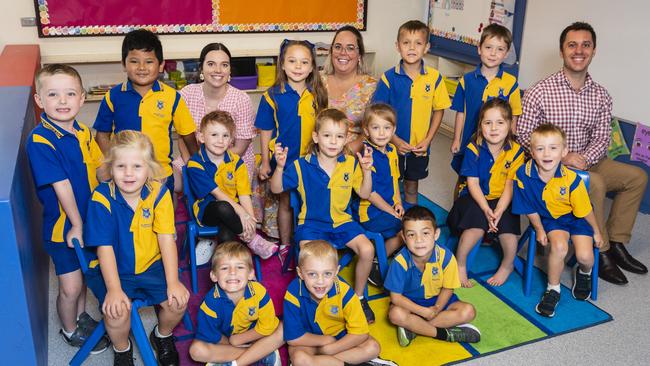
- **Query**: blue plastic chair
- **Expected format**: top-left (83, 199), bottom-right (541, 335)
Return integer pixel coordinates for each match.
top-left (181, 167), bottom-right (263, 293)
top-left (69, 239), bottom-right (158, 366)
top-left (516, 169), bottom-right (599, 300)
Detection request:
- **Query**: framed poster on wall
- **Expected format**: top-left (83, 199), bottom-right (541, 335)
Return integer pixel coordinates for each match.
top-left (34, 0), bottom-right (367, 37)
top-left (427, 0), bottom-right (526, 75)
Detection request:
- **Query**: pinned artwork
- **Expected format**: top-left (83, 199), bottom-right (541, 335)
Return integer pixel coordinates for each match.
top-left (630, 123), bottom-right (650, 166)
top-left (608, 118), bottom-right (630, 160)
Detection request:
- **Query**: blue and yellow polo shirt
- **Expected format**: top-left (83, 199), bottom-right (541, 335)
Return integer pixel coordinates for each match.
top-left (283, 154), bottom-right (362, 229)
top-left (372, 61), bottom-right (451, 146)
top-left (355, 141), bottom-right (400, 222)
top-left (84, 180), bottom-right (175, 275)
top-left (459, 140), bottom-right (525, 200)
top-left (186, 145), bottom-right (251, 225)
top-left (93, 80), bottom-right (196, 177)
top-left (451, 64), bottom-right (522, 149)
top-left (195, 281), bottom-right (279, 343)
top-left (512, 161), bottom-right (592, 222)
top-left (255, 84), bottom-right (317, 163)
top-left (384, 245), bottom-right (461, 306)
top-left (26, 114), bottom-right (103, 244)
top-left (283, 276), bottom-right (368, 341)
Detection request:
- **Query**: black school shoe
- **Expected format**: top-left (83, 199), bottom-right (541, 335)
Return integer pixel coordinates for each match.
top-left (113, 343), bottom-right (134, 366)
top-left (60, 327), bottom-right (110, 354)
top-left (367, 258), bottom-right (384, 287)
top-left (360, 298), bottom-right (375, 324)
top-left (572, 268), bottom-right (592, 301)
top-left (535, 289), bottom-right (560, 317)
top-left (149, 327), bottom-right (180, 366)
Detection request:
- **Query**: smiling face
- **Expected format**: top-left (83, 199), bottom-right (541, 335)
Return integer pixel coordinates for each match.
top-left (480, 107), bottom-right (510, 146)
top-left (312, 118), bottom-right (348, 158)
top-left (282, 44), bottom-right (314, 85)
top-left (210, 255), bottom-right (255, 294)
top-left (200, 122), bottom-right (233, 159)
top-left (34, 73), bottom-right (85, 124)
top-left (201, 50), bottom-right (231, 90)
top-left (111, 146), bottom-right (150, 197)
top-left (530, 133), bottom-right (568, 175)
top-left (402, 219), bottom-right (440, 260)
top-left (561, 30), bottom-right (596, 74)
top-left (396, 30), bottom-right (430, 66)
top-left (365, 115), bottom-right (396, 148)
top-left (123, 49), bottom-right (164, 89)
top-left (297, 256), bottom-right (339, 301)
top-left (478, 36), bottom-right (509, 70)
top-left (331, 30), bottom-right (360, 75)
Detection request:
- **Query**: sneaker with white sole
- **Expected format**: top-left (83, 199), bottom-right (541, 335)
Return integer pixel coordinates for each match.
top-left (397, 326), bottom-right (416, 347)
top-left (572, 268), bottom-right (592, 301)
top-left (535, 289), bottom-right (560, 318)
top-left (445, 323), bottom-right (481, 343)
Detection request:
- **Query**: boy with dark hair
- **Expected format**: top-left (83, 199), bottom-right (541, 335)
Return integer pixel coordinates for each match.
top-left (94, 28), bottom-right (198, 193)
top-left (385, 206), bottom-right (480, 347)
top-left (373, 20), bottom-right (451, 208)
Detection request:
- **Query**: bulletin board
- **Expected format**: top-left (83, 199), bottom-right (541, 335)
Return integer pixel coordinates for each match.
top-left (427, 0), bottom-right (526, 75)
top-left (34, 0), bottom-right (367, 37)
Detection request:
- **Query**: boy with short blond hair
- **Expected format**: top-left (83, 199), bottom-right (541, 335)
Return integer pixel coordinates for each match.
top-left (513, 124), bottom-right (602, 317)
top-left (190, 241), bottom-right (283, 366)
top-left (94, 28), bottom-right (198, 193)
top-left (283, 240), bottom-right (385, 366)
top-left (26, 63), bottom-right (109, 353)
top-left (385, 206), bottom-right (480, 346)
top-left (373, 20), bottom-right (451, 207)
top-left (450, 23), bottom-right (522, 175)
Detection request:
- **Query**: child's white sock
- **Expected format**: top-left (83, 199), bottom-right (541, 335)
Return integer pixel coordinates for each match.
top-left (547, 283), bottom-right (561, 293)
top-left (579, 268), bottom-right (592, 275)
top-left (154, 325), bottom-right (172, 338)
top-left (113, 339), bottom-right (131, 353)
top-left (61, 328), bottom-right (74, 338)
top-left (358, 295), bottom-right (365, 300)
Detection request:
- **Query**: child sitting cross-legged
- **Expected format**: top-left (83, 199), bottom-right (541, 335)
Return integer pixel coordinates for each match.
top-left (189, 241), bottom-right (284, 366)
top-left (386, 206), bottom-right (481, 347)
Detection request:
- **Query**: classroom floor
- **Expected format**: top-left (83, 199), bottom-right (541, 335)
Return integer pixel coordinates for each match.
top-left (46, 133), bottom-right (650, 365)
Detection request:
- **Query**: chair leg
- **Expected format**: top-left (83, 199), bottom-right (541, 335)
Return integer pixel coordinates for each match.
top-left (69, 320), bottom-right (106, 366)
top-left (130, 302), bottom-right (158, 366)
top-left (182, 309), bottom-right (194, 333)
top-left (513, 228), bottom-right (530, 276)
top-left (366, 231), bottom-right (388, 280)
top-left (524, 229), bottom-right (537, 296)
top-left (254, 255), bottom-right (263, 282)
top-left (188, 227), bottom-right (199, 293)
top-left (592, 247), bottom-right (599, 301)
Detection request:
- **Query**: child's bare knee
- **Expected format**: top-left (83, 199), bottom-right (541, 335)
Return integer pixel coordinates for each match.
top-left (388, 306), bottom-right (408, 326)
top-left (460, 303), bottom-right (476, 322)
top-left (359, 238), bottom-right (375, 259)
top-left (362, 337), bottom-right (381, 358)
top-left (575, 250), bottom-right (594, 267)
top-left (189, 340), bottom-right (211, 361)
top-left (104, 311), bottom-right (130, 329)
top-left (549, 240), bottom-right (569, 256)
top-left (291, 350), bottom-right (311, 366)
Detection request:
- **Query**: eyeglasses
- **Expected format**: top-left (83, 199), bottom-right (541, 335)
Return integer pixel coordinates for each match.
top-left (332, 43), bottom-right (358, 54)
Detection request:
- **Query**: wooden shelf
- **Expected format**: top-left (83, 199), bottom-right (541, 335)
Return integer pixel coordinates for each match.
top-left (84, 85), bottom-right (268, 102)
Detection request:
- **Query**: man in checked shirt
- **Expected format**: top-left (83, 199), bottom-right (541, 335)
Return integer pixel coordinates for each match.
top-left (517, 22), bottom-right (648, 285)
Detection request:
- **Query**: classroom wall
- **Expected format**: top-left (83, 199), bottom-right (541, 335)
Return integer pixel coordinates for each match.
top-left (517, 0), bottom-right (650, 124)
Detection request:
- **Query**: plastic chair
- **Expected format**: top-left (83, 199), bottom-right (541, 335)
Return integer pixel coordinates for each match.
top-left (69, 239), bottom-right (157, 366)
top-left (182, 167), bottom-right (263, 293)
top-left (516, 169), bottom-right (599, 300)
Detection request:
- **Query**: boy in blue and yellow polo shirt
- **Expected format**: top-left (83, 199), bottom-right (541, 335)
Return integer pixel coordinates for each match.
top-left (283, 240), bottom-right (381, 365)
top-left (385, 206), bottom-right (480, 347)
top-left (189, 242), bottom-right (283, 365)
top-left (94, 29), bottom-right (198, 193)
top-left (513, 124), bottom-right (603, 318)
top-left (373, 20), bottom-right (451, 207)
top-left (26, 64), bottom-right (108, 353)
top-left (450, 24), bottom-right (522, 175)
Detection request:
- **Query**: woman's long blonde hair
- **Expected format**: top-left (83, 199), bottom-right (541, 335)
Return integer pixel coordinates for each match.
top-left (104, 130), bottom-right (163, 184)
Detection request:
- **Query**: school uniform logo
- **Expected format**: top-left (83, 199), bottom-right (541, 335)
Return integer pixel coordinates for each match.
top-left (425, 84), bottom-right (431, 92)
top-left (142, 208), bottom-right (151, 219)
top-left (505, 160), bottom-right (511, 169)
top-left (227, 172), bottom-right (234, 180)
top-left (431, 266), bottom-right (439, 277)
top-left (248, 307), bottom-right (256, 316)
top-left (343, 173), bottom-right (350, 182)
top-left (157, 100), bottom-right (164, 110)
top-left (560, 187), bottom-right (567, 195)
top-left (329, 305), bottom-right (339, 315)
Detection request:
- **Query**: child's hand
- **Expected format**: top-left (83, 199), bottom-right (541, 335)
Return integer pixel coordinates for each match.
top-left (396, 140), bottom-right (414, 155)
top-left (239, 213), bottom-right (257, 242)
top-left (258, 161), bottom-right (272, 181)
top-left (412, 139), bottom-right (431, 156)
top-left (66, 225), bottom-right (84, 248)
top-left (488, 209), bottom-right (503, 233)
top-left (103, 289), bottom-right (131, 320)
top-left (167, 281), bottom-right (189, 309)
top-left (451, 139), bottom-right (461, 154)
top-left (393, 203), bottom-right (404, 218)
top-left (536, 228), bottom-right (548, 246)
top-left (274, 143), bottom-right (289, 169)
top-left (356, 145), bottom-right (374, 171)
top-left (421, 305), bottom-right (439, 320)
top-left (593, 232), bottom-right (604, 248)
